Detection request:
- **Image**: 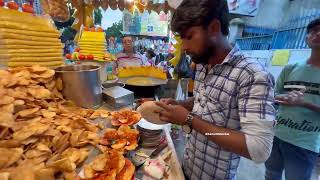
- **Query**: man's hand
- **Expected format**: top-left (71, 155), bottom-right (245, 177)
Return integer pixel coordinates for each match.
top-left (160, 98), bottom-right (179, 105)
top-left (275, 90), bottom-right (306, 106)
top-left (155, 102), bottom-right (189, 125)
top-left (159, 97), bottom-right (195, 111)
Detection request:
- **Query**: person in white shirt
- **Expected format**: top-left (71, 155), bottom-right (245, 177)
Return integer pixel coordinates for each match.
top-left (115, 36), bottom-right (143, 68)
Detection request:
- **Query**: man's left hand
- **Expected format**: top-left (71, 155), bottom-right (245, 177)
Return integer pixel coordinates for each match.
top-left (154, 102), bottom-right (189, 125)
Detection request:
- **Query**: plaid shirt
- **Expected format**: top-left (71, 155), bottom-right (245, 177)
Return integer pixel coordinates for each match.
top-left (183, 46), bottom-right (276, 180)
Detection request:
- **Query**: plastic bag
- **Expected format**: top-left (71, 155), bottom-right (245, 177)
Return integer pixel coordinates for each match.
top-left (175, 54), bottom-right (193, 79)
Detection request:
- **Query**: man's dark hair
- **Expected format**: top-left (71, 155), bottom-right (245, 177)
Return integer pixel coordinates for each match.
top-left (121, 35), bottom-right (133, 40)
top-left (171, 0), bottom-right (230, 36)
top-left (307, 18), bottom-right (320, 34)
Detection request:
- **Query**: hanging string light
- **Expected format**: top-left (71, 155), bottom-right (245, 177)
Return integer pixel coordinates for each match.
top-left (124, 0), bottom-right (147, 13)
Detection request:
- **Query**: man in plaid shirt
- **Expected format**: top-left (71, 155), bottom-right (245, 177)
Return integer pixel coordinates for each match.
top-left (155, 0), bottom-right (276, 179)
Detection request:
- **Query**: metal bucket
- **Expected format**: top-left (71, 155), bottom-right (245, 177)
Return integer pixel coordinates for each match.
top-left (55, 65), bottom-right (102, 109)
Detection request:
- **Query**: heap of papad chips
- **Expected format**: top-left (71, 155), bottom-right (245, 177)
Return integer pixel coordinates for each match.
top-left (0, 65), bottom-right (138, 180)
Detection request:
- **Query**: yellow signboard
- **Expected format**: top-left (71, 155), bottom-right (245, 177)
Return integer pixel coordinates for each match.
top-left (272, 50), bottom-right (290, 66)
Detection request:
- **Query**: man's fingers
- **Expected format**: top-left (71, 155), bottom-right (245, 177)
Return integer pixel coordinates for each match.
top-left (154, 109), bottom-right (171, 117)
top-left (288, 91), bottom-right (298, 97)
top-left (160, 98), bottom-right (169, 103)
top-left (289, 90), bottom-right (304, 97)
top-left (159, 116), bottom-right (170, 122)
top-left (275, 99), bottom-right (290, 105)
top-left (299, 87), bottom-right (306, 93)
top-left (155, 102), bottom-right (172, 111)
top-left (296, 91), bottom-right (304, 96)
top-left (160, 98), bottom-right (176, 105)
top-left (276, 95), bottom-right (288, 101)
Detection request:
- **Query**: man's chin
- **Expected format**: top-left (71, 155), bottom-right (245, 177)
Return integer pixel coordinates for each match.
top-left (310, 44), bottom-right (320, 50)
top-left (190, 56), bottom-right (208, 64)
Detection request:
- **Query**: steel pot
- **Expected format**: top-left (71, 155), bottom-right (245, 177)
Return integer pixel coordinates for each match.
top-left (55, 65), bottom-right (102, 109)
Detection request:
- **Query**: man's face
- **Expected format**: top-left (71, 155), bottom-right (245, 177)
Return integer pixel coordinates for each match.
top-left (122, 37), bottom-right (133, 53)
top-left (306, 25), bottom-right (320, 49)
top-left (181, 26), bottom-right (216, 64)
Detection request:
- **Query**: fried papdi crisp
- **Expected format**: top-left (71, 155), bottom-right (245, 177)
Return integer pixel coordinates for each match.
top-left (0, 96), bottom-right (14, 105)
top-left (125, 141), bottom-right (138, 151)
top-left (25, 149), bottom-right (48, 159)
top-left (36, 143), bottom-right (51, 153)
top-left (83, 165), bottom-right (95, 178)
top-left (63, 171), bottom-right (79, 180)
top-left (21, 137), bottom-right (39, 145)
top-left (34, 168), bottom-right (54, 180)
top-left (27, 87), bottom-right (51, 99)
top-left (77, 148), bottom-right (90, 165)
top-left (111, 139), bottom-right (127, 150)
top-left (0, 140), bottom-right (21, 148)
top-left (7, 87), bottom-right (28, 100)
top-left (56, 125), bottom-right (72, 133)
top-left (0, 148), bottom-right (23, 169)
top-left (40, 109), bottom-right (56, 118)
top-left (62, 148), bottom-right (80, 163)
top-left (0, 172), bottom-right (10, 180)
top-left (45, 80), bottom-right (56, 90)
top-left (0, 112), bottom-right (15, 128)
top-left (110, 110), bottom-right (141, 126)
top-left (47, 158), bottom-right (76, 172)
top-left (28, 65), bottom-right (48, 73)
top-left (56, 78), bottom-right (63, 91)
top-left (13, 122), bottom-right (49, 141)
top-left (70, 129), bottom-right (84, 147)
top-left (10, 167), bottom-right (35, 180)
top-left (91, 154), bottom-right (107, 171)
top-left (17, 107), bottom-right (39, 117)
top-left (0, 104), bottom-right (14, 113)
top-left (115, 158), bottom-right (135, 180)
top-left (39, 69), bottom-right (55, 79)
top-left (13, 100), bottom-right (25, 106)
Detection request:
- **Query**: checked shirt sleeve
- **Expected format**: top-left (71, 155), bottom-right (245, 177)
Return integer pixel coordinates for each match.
top-left (238, 71), bottom-right (276, 163)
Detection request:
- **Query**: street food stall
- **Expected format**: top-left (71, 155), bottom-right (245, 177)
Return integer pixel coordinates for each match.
top-left (0, 1), bottom-right (185, 179)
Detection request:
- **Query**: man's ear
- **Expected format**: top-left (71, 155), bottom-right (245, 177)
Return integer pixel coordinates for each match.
top-left (207, 19), bottom-right (221, 36)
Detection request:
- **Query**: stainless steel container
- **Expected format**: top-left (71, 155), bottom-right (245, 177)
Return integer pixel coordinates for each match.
top-left (55, 65), bottom-right (102, 109)
top-left (102, 86), bottom-right (134, 108)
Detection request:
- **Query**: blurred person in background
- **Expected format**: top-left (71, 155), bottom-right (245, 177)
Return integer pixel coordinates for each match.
top-left (145, 49), bottom-right (156, 66)
top-left (265, 18), bottom-right (320, 180)
top-left (115, 35), bottom-right (143, 68)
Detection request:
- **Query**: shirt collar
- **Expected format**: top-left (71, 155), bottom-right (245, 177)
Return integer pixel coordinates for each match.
top-left (195, 45), bottom-right (242, 71)
top-left (221, 44), bottom-right (241, 65)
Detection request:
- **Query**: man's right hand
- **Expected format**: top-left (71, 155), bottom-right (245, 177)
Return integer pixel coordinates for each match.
top-left (160, 98), bottom-right (179, 105)
top-left (275, 90), bottom-right (305, 107)
top-left (160, 97), bottom-right (195, 111)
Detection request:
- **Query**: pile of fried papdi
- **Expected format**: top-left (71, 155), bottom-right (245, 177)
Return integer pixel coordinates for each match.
top-left (0, 65), bottom-right (138, 180)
